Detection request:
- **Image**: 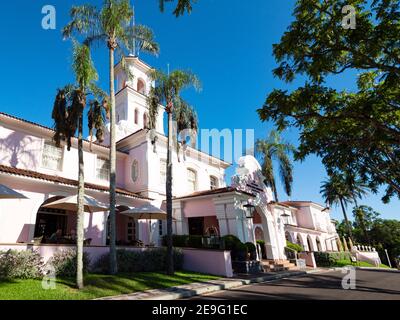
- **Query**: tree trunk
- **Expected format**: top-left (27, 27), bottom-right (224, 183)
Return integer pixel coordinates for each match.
top-left (108, 45), bottom-right (118, 275)
top-left (272, 179), bottom-right (279, 203)
top-left (76, 113), bottom-right (85, 289)
top-left (166, 109), bottom-right (174, 275)
top-left (339, 197), bottom-right (353, 241)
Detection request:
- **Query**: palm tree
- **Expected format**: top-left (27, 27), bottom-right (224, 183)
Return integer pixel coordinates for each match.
top-left (320, 173), bottom-right (355, 241)
top-left (62, 0), bottom-right (159, 274)
top-left (147, 69), bottom-right (200, 275)
top-left (256, 130), bottom-right (294, 202)
top-left (51, 42), bottom-right (107, 288)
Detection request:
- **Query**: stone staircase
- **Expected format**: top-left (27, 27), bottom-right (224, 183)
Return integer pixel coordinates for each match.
top-left (261, 259), bottom-right (298, 272)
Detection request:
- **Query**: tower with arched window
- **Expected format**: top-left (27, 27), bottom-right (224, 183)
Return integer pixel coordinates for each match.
top-left (102, 57), bottom-right (164, 144)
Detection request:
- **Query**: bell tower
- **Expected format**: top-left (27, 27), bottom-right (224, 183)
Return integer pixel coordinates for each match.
top-left (102, 57), bottom-right (164, 145)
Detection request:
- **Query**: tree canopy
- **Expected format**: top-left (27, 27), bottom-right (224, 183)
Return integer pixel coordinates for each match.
top-left (257, 0), bottom-right (400, 203)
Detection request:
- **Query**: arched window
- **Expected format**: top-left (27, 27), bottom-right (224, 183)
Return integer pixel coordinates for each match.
top-left (210, 176), bottom-right (218, 190)
top-left (137, 79), bottom-right (146, 95)
top-left (187, 169), bottom-right (197, 193)
top-left (134, 109), bottom-right (139, 125)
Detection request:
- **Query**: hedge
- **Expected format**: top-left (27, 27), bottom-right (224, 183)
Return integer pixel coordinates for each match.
top-left (314, 251), bottom-right (352, 267)
top-left (93, 248), bottom-right (184, 273)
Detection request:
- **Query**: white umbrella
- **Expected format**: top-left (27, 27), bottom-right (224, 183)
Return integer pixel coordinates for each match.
top-left (120, 204), bottom-right (168, 220)
top-left (43, 195), bottom-right (109, 213)
top-left (120, 204), bottom-right (168, 245)
top-left (0, 184), bottom-right (27, 199)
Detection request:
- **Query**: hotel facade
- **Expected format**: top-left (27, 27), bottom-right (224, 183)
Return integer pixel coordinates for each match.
top-left (0, 57), bottom-right (339, 266)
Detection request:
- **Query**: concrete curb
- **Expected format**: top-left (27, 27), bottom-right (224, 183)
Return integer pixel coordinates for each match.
top-left (96, 271), bottom-right (307, 301)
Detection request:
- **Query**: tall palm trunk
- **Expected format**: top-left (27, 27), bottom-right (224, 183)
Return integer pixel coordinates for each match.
top-left (108, 42), bottom-right (118, 275)
top-left (76, 111), bottom-right (85, 289)
top-left (166, 109), bottom-right (174, 275)
top-left (272, 179), bottom-right (279, 202)
top-left (339, 197), bottom-right (353, 241)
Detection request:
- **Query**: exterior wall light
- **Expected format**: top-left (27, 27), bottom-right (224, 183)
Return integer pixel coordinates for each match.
top-left (243, 202), bottom-right (256, 219)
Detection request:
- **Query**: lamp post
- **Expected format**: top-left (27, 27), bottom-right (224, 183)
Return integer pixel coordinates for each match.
top-left (243, 201), bottom-right (259, 261)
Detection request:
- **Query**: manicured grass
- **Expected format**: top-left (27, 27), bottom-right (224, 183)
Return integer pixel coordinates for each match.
top-left (333, 259), bottom-right (390, 268)
top-left (0, 271), bottom-right (220, 300)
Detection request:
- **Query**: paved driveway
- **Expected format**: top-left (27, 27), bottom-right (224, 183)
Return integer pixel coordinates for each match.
top-left (187, 269), bottom-right (400, 300)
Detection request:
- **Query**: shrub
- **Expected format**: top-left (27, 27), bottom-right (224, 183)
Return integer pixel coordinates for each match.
top-left (93, 248), bottom-right (184, 274)
top-left (162, 235), bottom-right (189, 247)
top-left (233, 243), bottom-right (248, 261)
top-left (187, 235), bottom-right (203, 248)
top-left (48, 249), bottom-right (90, 278)
top-left (0, 250), bottom-right (44, 279)
top-left (257, 240), bottom-right (267, 259)
top-left (222, 235), bottom-right (242, 251)
top-left (245, 242), bottom-right (257, 260)
top-left (286, 241), bottom-right (304, 253)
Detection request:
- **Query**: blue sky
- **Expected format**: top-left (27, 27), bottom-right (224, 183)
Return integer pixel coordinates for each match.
top-left (0, 0), bottom-right (398, 221)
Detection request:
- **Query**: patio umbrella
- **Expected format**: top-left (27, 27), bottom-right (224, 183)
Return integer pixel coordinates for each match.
top-left (0, 184), bottom-right (27, 199)
top-left (43, 195), bottom-right (109, 213)
top-left (120, 204), bottom-right (168, 245)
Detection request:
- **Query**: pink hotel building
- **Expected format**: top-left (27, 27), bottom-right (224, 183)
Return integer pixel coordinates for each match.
top-left (0, 57), bottom-right (339, 272)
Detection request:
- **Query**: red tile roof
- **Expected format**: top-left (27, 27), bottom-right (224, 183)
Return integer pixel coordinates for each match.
top-left (173, 187), bottom-right (256, 200)
top-left (0, 164), bottom-right (150, 200)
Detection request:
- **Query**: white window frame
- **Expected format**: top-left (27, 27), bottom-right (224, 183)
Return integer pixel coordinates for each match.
top-left (96, 157), bottom-right (110, 181)
top-left (41, 141), bottom-right (64, 171)
top-left (210, 176), bottom-right (219, 190)
top-left (160, 159), bottom-right (167, 186)
top-left (187, 169), bottom-right (197, 193)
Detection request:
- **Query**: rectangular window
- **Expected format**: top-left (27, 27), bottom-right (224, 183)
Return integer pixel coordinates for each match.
top-left (41, 141), bottom-right (63, 171)
top-left (160, 159), bottom-right (167, 185)
top-left (96, 157), bottom-right (110, 181)
top-left (187, 169), bottom-right (197, 193)
top-left (127, 217), bottom-right (136, 242)
top-left (210, 176), bottom-right (218, 190)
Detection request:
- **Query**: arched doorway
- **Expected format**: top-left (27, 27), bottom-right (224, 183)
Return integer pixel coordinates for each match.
top-left (285, 231), bottom-right (293, 243)
top-left (34, 196), bottom-right (76, 243)
top-left (254, 226), bottom-right (264, 241)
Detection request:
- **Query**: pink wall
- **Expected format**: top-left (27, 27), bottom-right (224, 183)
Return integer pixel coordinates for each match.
top-left (0, 244), bottom-right (233, 277)
top-left (183, 198), bottom-right (216, 218)
top-left (0, 118), bottom-right (127, 190)
top-left (299, 252), bottom-right (317, 268)
top-left (182, 248), bottom-right (233, 277)
top-left (294, 207), bottom-right (315, 230)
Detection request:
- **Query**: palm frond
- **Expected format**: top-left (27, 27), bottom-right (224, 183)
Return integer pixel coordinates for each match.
top-left (72, 41), bottom-right (98, 89)
top-left (122, 24), bottom-right (160, 56)
top-left (63, 5), bottom-right (102, 40)
top-left (159, 0), bottom-right (196, 17)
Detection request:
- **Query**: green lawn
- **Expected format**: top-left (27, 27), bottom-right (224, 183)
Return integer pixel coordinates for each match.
top-left (333, 259), bottom-right (390, 268)
top-left (0, 271), bottom-right (220, 300)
